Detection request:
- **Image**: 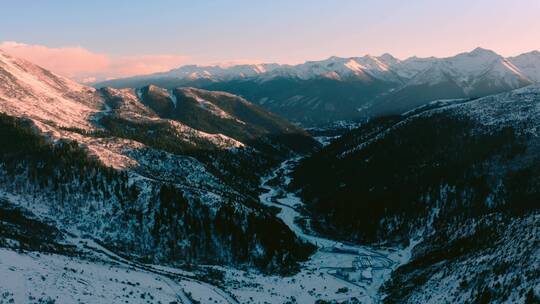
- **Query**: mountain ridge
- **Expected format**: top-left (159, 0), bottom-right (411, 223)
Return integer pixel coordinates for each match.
top-left (94, 47), bottom-right (540, 86)
top-left (93, 47), bottom-right (540, 126)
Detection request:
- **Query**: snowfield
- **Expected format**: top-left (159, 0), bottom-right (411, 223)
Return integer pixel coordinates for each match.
top-left (0, 241), bottom-right (246, 304)
top-left (0, 249), bottom-right (181, 304)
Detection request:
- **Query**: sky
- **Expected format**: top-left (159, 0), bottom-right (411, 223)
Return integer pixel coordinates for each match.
top-left (1, 0), bottom-right (539, 82)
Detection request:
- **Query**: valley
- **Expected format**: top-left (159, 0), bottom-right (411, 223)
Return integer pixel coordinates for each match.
top-left (246, 158), bottom-right (419, 303)
top-left (1, 36), bottom-right (540, 303)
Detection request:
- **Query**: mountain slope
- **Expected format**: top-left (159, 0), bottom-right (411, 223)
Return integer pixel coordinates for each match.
top-left (203, 76), bottom-right (397, 126)
top-left (0, 50), bottom-right (316, 272)
top-left (367, 48), bottom-right (533, 116)
top-left (382, 212), bottom-right (540, 303)
top-left (0, 49), bottom-right (103, 129)
top-left (294, 84), bottom-right (540, 243)
top-left (509, 51), bottom-right (540, 82)
top-left (292, 84), bottom-right (540, 302)
top-left (139, 85), bottom-right (318, 154)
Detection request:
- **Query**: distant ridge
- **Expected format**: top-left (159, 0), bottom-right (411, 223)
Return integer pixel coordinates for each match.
top-left (94, 48), bottom-right (540, 126)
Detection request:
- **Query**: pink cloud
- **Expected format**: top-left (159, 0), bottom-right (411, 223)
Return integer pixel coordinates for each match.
top-left (0, 41), bottom-right (190, 83)
top-left (109, 55), bottom-right (191, 77)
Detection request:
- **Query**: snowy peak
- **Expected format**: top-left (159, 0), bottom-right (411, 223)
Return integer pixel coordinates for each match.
top-left (0, 50), bottom-right (92, 96)
top-left (157, 63), bottom-right (281, 81)
top-left (276, 56), bottom-right (373, 81)
top-left (509, 50), bottom-right (540, 82)
top-left (404, 47), bottom-right (532, 93)
top-left (378, 53), bottom-right (401, 66)
top-left (261, 55), bottom-right (402, 83)
top-left (444, 47), bottom-right (503, 71)
top-left (366, 48), bottom-right (536, 117)
top-left (468, 47), bottom-right (499, 57)
top-left (387, 56), bottom-right (438, 79)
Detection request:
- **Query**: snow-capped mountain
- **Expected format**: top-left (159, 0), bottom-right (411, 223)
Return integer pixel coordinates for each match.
top-left (97, 47), bottom-right (540, 87)
top-left (260, 55), bottom-right (403, 83)
top-left (404, 48), bottom-right (530, 92)
top-left (367, 48), bottom-right (534, 116)
top-left (3, 48), bottom-right (540, 303)
top-left (154, 63), bottom-right (282, 80)
top-left (96, 47), bottom-right (540, 126)
top-left (382, 55), bottom-right (439, 79)
top-left (0, 51), bottom-right (408, 304)
top-left (509, 50), bottom-right (540, 82)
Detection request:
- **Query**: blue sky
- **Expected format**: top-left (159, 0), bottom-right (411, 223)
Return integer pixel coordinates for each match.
top-left (1, 0), bottom-right (539, 80)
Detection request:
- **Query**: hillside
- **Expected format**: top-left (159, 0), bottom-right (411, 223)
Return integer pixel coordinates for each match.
top-left (292, 84), bottom-right (540, 302)
top-left (139, 85), bottom-right (318, 154)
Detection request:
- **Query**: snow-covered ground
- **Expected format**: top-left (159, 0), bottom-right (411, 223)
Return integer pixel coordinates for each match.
top-left (0, 229), bottom-right (240, 304)
top-left (0, 248), bottom-right (182, 304)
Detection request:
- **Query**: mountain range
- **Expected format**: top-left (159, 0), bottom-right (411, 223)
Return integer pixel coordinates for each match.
top-left (97, 48), bottom-right (540, 126)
